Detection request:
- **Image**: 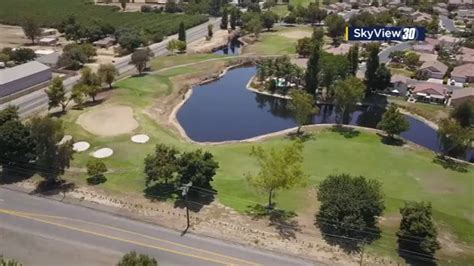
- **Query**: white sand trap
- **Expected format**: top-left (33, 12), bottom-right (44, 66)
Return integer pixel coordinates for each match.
top-left (131, 134), bottom-right (150, 144)
top-left (77, 105), bottom-right (139, 136)
top-left (73, 141), bottom-right (90, 152)
top-left (92, 148), bottom-right (113, 158)
top-left (58, 135), bottom-right (72, 145)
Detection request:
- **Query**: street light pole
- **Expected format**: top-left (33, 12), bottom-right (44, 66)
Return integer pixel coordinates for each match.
top-left (179, 182), bottom-right (193, 234)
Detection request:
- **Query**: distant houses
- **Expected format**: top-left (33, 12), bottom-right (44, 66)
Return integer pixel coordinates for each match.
top-left (451, 88), bottom-right (474, 107)
top-left (419, 60), bottom-right (448, 79)
top-left (410, 82), bottom-right (450, 105)
top-left (451, 63), bottom-right (474, 83)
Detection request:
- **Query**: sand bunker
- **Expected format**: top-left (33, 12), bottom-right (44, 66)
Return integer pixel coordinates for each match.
top-left (73, 141), bottom-right (90, 152)
top-left (77, 105), bottom-right (138, 136)
top-left (92, 148), bottom-right (114, 158)
top-left (131, 134), bottom-right (150, 144)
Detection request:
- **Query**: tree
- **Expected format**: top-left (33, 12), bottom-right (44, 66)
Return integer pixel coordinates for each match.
top-left (0, 120), bottom-right (36, 170)
top-left (347, 44), bottom-right (359, 75)
top-left (246, 141), bottom-right (307, 208)
top-left (377, 104), bottom-right (410, 139)
top-left (247, 16), bottom-right (262, 39)
top-left (0, 256), bottom-right (21, 266)
top-left (131, 48), bottom-right (154, 75)
top-left (296, 37), bottom-right (312, 57)
top-left (220, 8), bottom-right (228, 29)
top-left (397, 201), bottom-right (440, 261)
top-left (10, 48), bottom-right (36, 64)
top-left (306, 3), bottom-right (327, 25)
top-left (165, 0), bottom-right (179, 13)
top-left (79, 67), bottom-right (101, 102)
top-left (98, 64), bottom-right (118, 89)
top-left (320, 53), bottom-right (350, 92)
top-left (59, 43), bottom-right (97, 69)
top-left (365, 43), bottom-right (380, 93)
top-left (333, 76), bottom-right (365, 121)
top-left (207, 24), bottom-right (213, 39)
top-left (62, 16), bottom-right (82, 42)
top-left (70, 84), bottom-right (86, 106)
top-left (404, 52), bottom-right (420, 70)
top-left (117, 28), bottom-right (143, 53)
top-left (373, 63), bottom-right (391, 91)
top-left (288, 90), bottom-right (318, 133)
top-left (325, 14), bottom-right (345, 44)
top-left (178, 22), bottom-right (186, 42)
top-left (209, 0), bottom-right (223, 16)
top-left (0, 106), bottom-right (19, 126)
top-left (427, 16), bottom-right (439, 34)
top-left (451, 100), bottom-right (474, 128)
top-left (316, 174), bottom-right (385, 241)
top-left (312, 28), bottom-right (325, 42)
top-left (86, 159), bottom-right (107, 185)
top-left (438, 118), bottom-right (473, 156)
top-left (262, 11), bottom-right (277, 31)
top-left (0, 53), bottom-right (9, 63)
top-left (178, 149), bottom-right (219, 188)
top-left (144, 144), bottom-right (179, 186)
top-left (117, 251), bottom-right (157, 266)
top-left (230, 8), bottom-right (239, 30)
top-left (166, 39), bottom-right (186, 54)
top-left (28, 116), bottom-right (73, 186)
top-left (22, 17), bottom-right (42, 44)
top-left (305, 41), bottom-right (322, 94)
top-left (45, 77), bottom-right (69, 112)
top-left (119, 0), bottom-right (128, 11)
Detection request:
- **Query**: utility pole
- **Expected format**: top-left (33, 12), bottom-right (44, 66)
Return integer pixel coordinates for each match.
top-left (179, 182), bottom-right (193, 234)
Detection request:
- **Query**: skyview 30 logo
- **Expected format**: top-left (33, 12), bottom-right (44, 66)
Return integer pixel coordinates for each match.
top-left (346, 27), bottom-right (426, 41)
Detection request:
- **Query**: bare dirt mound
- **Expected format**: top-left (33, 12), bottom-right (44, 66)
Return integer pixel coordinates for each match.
top-left (77, 105), bottom-right (138, 137)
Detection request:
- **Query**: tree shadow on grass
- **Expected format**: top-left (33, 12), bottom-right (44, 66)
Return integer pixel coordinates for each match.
top-left (398, 244), bottom-right (438, 266)
top-left (378, 134), bottom-right (405, 146)
top-left (315, 218), bottom-right (382, 253)
top-left (143, 183), bottom-right (178, 202)
top-left (0, 167), bottom-right (35, 185)
top-left (330, 125), bottom-right (361, 139)
top-left (72, 99), bottom-right (106, 110)
top-left (286, 131), bottom-right (315, 142)
top-left (246, 204), bottom-right (301, 240)
top-left (432, 155), bottom-right (469, 173)
top-left (173, 189), bottom-right (215, 213)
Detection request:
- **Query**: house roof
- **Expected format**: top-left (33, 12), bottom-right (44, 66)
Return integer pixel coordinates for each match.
top-left (451, 63), bottom-right (474, 78)
top-left (439, 35), bottom-right (461, 44)
top-left (36, 52), bottom-right (60, 66)
top-left (326, 43), bottom-right (352, 55)
top-left (425, 38), bottom-right (440, 46)
top-left (420, 60), bottom-right (448, 73)
top-left (451, 88), bottom-right (474, 100)
top-left (0, 61), bottom-right (50, 85)
top-left (391, 74), bottom-right (409, 83)
top-left (413, 44), bottom-right (434, 52)
top-left (413, 82), bottom-right (449, 96)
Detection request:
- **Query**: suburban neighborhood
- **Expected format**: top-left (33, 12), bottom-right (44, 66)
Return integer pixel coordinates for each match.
top-left (0, 0), bottom-right (473, 265)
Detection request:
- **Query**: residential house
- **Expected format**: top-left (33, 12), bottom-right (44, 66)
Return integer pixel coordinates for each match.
top-left (413, 43), bottom-right (435, 54)
top-left (388, 0), bottom-right (402, 7)
top-left (326, 43), bottom-right (352, 55)
top-left (433, 6), bottom-right (448, 16)
top-left (38, 37), bottom-right (58, 46)
top-left (398, 6), bottom-right (415, 13)
top-left (457, 9), bottom-right (474, 19)
top-left (457, 47), bottom-right (474, 64)
top-left (419, 60), bottom-right (448, 79)
top-left (36, 52), bottom-right (60, 68)
top-left (412, 11), bottom-right (432, 23)
top-left (419, 53), bottom-right (438, 63)
top-left (439, 35), bottom-right (461, 46)
top-left (451, 63), bottom-right (474, 83)
top-left (390, 75), bottom-right (410, 95)
top-left (0, 61), bottom-right (52, 98)
top-left (450, 88), bottom-right (474, 107)
top-left (93, 37), bottom-right (116, 49)
top-left (410, 82), bottom-right (449, 104)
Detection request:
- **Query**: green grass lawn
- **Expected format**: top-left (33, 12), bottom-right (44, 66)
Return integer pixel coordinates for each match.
top-left (389, 67), bottom-right (415, 78)
top-left (242, 26), bottom-right (312, 55)
top-left (59, 55), bottom-right (474, 262)
top-left (270, 5), bottom-right (289, 18)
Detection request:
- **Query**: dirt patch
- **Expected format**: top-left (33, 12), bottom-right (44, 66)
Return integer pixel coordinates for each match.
top-left (0, 24), bottom-right (69, 51)
top-left (278, 29), bottom-right (312, 39)
top-left (76, 105), bottom-right (138, 136)
top-left (187, 29), bottom-right (232, 54)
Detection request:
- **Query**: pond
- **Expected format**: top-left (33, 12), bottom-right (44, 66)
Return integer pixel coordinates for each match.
top-left (212, 39), bottom-right (242, 55)
top-left (177, 66), bottom-right (473, 162)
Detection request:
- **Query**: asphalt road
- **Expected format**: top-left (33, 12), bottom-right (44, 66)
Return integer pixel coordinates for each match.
top-left (0, 18), bottom-right (222, 117)
top-left (440, 16), bottom-right (458, 33)
top-left (0, 188), bottom-right (315, 266)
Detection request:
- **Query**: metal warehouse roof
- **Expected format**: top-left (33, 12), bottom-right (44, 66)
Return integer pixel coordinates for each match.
top-left (0, 61), bottom-right (51, 85)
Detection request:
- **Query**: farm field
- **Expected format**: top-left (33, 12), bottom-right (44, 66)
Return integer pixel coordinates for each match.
top-left (0, 0), bottom-right (207, 38)
top-left (52, 53), bottom-right (474, 263)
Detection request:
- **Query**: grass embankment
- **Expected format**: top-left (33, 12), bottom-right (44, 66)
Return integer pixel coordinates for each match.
top-left (388, 96), bottom-right (451, 123)
top-left (242, 26), bottom-right (312, 55)
top-left (60, 54), bottom-right (473, 262)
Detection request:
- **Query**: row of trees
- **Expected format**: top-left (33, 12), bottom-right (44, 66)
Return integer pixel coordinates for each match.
top-left (0, 107), bottom-right (73, 187)
top-left (46, 64), bottom-right (118, 112)
top-left (0, 47), bottom-right (37, 65)
top-left (438, 100), bottom-right (474, 157)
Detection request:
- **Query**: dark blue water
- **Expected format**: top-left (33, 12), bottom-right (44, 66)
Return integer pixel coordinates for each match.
top-left (177, 66), bottom-right (472, 161)
top-left (213, 39), bottom-right (242, 55)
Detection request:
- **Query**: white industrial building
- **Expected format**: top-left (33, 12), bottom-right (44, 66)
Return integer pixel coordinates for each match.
top-left (0, 61), bottom-right (52, 98)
